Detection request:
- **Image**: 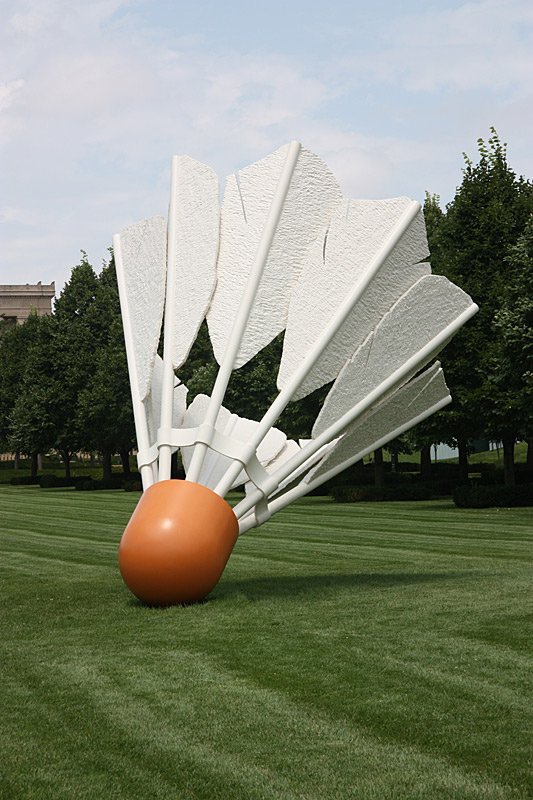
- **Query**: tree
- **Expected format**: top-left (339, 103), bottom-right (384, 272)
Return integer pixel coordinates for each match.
top-left (0, 318), bottom-right (35, 454)
top-left (76, 256), bottom-right (135, 478)
top-left (8, 253), bottom-right (123, 478)
top-left (8, 314), bottom-right (59, 475)
top-left (1, 252), bottom-right (141, 476)
top-left (493, 216), bottom-right (533, 473)
top-left (426, 130), bottom-right (533, 484)
top-left (48, 255), bottom-right (101, 474)
top-left (1, 314), bottom-right (49, 473)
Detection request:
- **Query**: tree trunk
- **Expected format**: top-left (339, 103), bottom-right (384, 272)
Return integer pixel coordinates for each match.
top-left (502, 434), bottom-right (516, 487)
top-left (119, 447), bottom-right (132, 477)
top-left (102, 449), bottom-right (113, 481)
top-left (420, 443), bottom-right (432, 480)
top-left (527, 437), bottom-right (533, 472)
top-left (60, 449), bottom-right (71, 479)
top-left (390, 445), bottom-right (398, 473)
top-left (374, 448), bottom-right (385, 488)
top-left (14, 451), bottom-right (20, 470)
top-left (457, 437), bottom-right (469, 484)
top-left (30, 452), bottom-right (38, 479)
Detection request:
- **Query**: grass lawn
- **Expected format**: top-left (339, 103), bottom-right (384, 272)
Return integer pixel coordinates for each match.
top-left (0, 487), bottom-right (531, 800)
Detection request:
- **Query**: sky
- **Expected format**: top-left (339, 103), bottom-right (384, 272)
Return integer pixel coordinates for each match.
top-left (1, 0), bottom-right (532, 291)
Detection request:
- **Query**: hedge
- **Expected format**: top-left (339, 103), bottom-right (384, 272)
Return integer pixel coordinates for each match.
top-left (453, 484), bottom-right (533, 508)
top-left (39, 475), bottom-right (89, 489)
top-left (75, 473), bottom-right (141, 491)
top-left (330, 484), bottom-right (434, 503)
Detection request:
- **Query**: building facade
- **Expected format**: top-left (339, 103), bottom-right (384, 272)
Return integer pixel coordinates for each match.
top-left (0, 282), bottom-right (55, 324)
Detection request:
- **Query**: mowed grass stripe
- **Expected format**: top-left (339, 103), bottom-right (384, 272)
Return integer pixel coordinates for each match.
top-left (1, 487), bottom-right (531, 799)
top-left (8, 645), bottom-right (524, 800)
top-left (275, 501), bottom-right (532, 536)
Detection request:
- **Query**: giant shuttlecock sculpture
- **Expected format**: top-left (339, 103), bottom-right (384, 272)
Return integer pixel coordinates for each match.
top-left (113, 141), bottom-right (477, 606)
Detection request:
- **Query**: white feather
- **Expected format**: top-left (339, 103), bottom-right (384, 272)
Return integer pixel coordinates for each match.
top-left (313, 275), bottom-right (473, 438)
top-left (115, 144), bottom-right (477, 529)
top-left (181, 395), bottom-right (287, 490)
top-left (207, 144), bottom-right (342, 367)
top-left (278, 199), bottom-right (430, 400)
top-left (306, 363), bottom-right (448, 483)
top-left (146, 355), bottom-right (187, 446)
top-left (117, 216), bottom-right (167, 401)
top-left (167, 156), bottom-right (219, 370)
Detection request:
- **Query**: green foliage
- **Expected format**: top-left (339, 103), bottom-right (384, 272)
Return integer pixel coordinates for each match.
top-left (8, 313), bottom-right (61, 457)
top-left (39, 474), bottom-right (87, 489)
top-left (55, 255), bottom-right (128, 459)
top-left (491, 216), bottom-right (533, 438)
top-left (76, 316), bottom-right (135, 455)
top-left (438, 130), bottom-right (533, 427)
top-left (74, 475), bottom-right (126, 490)
top-left (178, 324), bottom-right (329, 439)
top-left (0, 314), bottom-right (41, 452)
top-left (416, 130), bottom-right (533, 483)
top-left (123, 477), bottom-right (143, 492)
top-left (9, 475), bottom-right (41, 486)
top-left (331, 483), bottom-right (434, 502)
top-left (33, 255), bottom-right (103, 462)
top-left (0, 252), bottom-right (135, 472)
top-left (453, 483), bottom-right (533, 508)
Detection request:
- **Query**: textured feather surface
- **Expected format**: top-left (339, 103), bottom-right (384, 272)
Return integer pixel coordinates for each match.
top-left (168, 156), bottom-right (219, 370)
top-left (207, 144), bottom-right (343, 368)
top-left (277, 199), bottom-right (430, 400)
top-left (181, 395), bottom-right (287, 490)
top-left (263, 438), bottom-right (301, 476)
top-left (118, 215), bottom-right (167, 401)
top-left (313, 275), bottom-right (474, 438)
top-left (275, 438), bottom-right (339, 492)
top-left (307, 363), bottom-right (448, 483)
top-left (146, 355), bottom-right (187, 445)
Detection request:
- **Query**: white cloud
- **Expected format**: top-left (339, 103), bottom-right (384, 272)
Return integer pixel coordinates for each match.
top-left (0, 0), bottom-right (531, 290)
top-left (0, 79), bottom-right (25, 112)
top-left (341, 0), bottom-right (533, 95)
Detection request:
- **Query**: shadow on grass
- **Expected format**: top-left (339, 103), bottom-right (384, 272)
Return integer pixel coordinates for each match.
top-left (127, 596), bottom-right (210, 610)
top-left (214, 570), bottom-right (470, 601)
top-left (125, 571), bottom-right (472, 609)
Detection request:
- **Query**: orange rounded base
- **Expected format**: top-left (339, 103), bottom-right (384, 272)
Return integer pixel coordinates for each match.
top-left (118, 480), bottom-right (238, 606)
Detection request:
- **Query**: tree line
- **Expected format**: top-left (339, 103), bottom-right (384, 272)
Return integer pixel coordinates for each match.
top-left (0, 257), bottom-right (135, 479)
top-left (1, 130), bottom-right (532, 485)
top-left (417, 129), bottom-right (533, 486)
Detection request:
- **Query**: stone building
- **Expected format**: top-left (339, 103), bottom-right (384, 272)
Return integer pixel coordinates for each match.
top-left (0, 282), bottom-right (55, 325)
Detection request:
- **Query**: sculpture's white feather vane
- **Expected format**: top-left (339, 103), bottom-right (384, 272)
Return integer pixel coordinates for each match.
top-left (146, 355), bottom-right (187, 446)
top-left (181, 394), bottom-right (287, 490)
top-left (116, 215), bottom-right (167, 401)
top-left (207, 144), bottom-right (343, 368)
top-left (312, 275), bottom-right (472, 438)
top-left (231, 273), bottom-right (475, 523)
top-left (158, 155), bottom-right (219, 480)
top-left (114, 141), bottom-right (477, 532)
top-left (278, 199), bottom-right (430, 400)
top-left (261, 438), bottom-right (302, 477)
top-left (167, 156), bottom-right (219, 371)
top-left (306, 362), bottom-right (448, 484)
top-left (237, 363), bottom-right (451, 535)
